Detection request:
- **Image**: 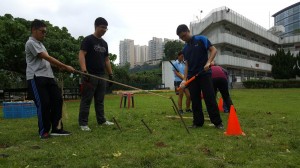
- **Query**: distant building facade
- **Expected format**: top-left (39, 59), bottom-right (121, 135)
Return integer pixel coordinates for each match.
top-left (162, 4), bottom-right (300, 89)
top-left (119, 39), bottom-right (134, 68)
top-left (272, 2), bottom-right (300, 38)
top-left (272, 2), bottom-right (300, 56)
top-left (147, 37), bottom-right (164, 64)
top-left (119, 37), bottom-right (171, 67)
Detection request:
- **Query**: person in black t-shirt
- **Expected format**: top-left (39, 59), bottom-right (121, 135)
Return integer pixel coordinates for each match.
top-left (78, 17), bottom-right (114, 131)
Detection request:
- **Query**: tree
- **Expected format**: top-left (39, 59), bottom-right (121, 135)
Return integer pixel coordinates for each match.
top-left (0, 14), bottom-right (81, 75)
top-left (108, 53), bottom-right (117, 70)
top-left (294, 51), bottom-right (300, 77)
top-left (270, 48), bottom-right (296, 79)
top-left (0, 14), bottom-right (30, 75)
top-left (163, 40), bottom-right (184, 61)
top-left (0, 14), bottom-right (83, 88)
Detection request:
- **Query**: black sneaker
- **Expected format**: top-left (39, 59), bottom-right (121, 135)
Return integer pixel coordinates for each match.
top-left (51, 130), bottom-right (71, 136)
top-left (186, 109), bottom-right (192, 113)
top-left (178, 110), bottom-right (184, 115)
top-left (215, 123), bottom-right (224, 130)
top-left (40, 132), bottom-right (50, 139)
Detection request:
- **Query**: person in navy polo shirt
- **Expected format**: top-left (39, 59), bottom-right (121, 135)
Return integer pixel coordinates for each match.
top-left (176, 24), bottom-right (223, 129)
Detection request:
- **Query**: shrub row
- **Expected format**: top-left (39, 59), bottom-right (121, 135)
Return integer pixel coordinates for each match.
top-left (242, 79), bottom-right (300, 88)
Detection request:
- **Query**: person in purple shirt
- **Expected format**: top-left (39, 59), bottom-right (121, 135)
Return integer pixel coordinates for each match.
top-left (211, 62), bottom-right (233, 113)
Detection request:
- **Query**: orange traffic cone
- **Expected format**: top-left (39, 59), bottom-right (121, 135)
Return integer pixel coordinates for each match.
top-left (224, 105), bottom-right (246, 136)
top-left (218, 97), bottom-right (224, 112)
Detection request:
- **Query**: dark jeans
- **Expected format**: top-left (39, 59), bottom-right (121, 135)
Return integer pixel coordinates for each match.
top-left (213, 77), bottom-right (233, 112)
top-left (189, 75), bottom-right (222, 126)
top-left (79, 75), bottom-right (107, 126)
top-left (27, 77), bottom-right (63, 136)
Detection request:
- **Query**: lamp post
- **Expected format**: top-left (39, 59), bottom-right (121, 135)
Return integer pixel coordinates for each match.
top-left (199, 10), bottom-right (203, 21)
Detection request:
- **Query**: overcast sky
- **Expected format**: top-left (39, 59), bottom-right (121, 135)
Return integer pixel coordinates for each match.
top-left (1, 0), bottom-right (299, 63)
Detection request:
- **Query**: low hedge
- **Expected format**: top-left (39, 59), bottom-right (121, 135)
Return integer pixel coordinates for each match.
top-left (242, 79), bottom-right (300, 88)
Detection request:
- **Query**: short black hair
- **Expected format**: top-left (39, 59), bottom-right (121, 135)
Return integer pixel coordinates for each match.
top-left (176, 24), bottom-right (189, 35)
top-left (177, 51), bottom-right (183, 56)
top-left (31, 19), bottom-right (46, 31)
top-left (95, 17), bottom-right (108, 28)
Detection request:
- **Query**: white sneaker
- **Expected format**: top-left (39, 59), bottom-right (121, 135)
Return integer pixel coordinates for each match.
top-left (80, 125), bottom-right (91, 131)
top-left (102, 121), bottom-right (114, 125)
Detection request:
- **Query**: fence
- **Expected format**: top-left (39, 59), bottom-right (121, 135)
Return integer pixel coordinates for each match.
top-left (0, 88), bottom-right (81, 102)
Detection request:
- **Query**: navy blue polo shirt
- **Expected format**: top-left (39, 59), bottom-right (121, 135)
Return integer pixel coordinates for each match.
top-left (182, 35), bottom-right (213, 78)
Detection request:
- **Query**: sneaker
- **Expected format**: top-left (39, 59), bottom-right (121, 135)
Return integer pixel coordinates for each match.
top-left (178, 110), bottom-right (184, 115)
top-left (102, 121), bottom-right (114, 126)
top-left (80, 125), bottom-right (91, 131)
top-left (186, 109), bottom-right (192, 113)
top-left (51, 129), bottom-right (71, 136)
top-left (215, 123), bottom-right (224, 130)
top-left (40, 132), bottom-right (50, 139)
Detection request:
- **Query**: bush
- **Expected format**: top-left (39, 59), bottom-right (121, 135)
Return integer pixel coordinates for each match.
top-left (243, 79), bottom-right (300, 88)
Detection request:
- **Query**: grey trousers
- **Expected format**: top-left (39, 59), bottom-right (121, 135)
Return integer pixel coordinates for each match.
top-left (79, 75), bottom-right (107, 126)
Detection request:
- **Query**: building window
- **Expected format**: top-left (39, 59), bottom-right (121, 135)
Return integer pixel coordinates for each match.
top-left (225, 47), bottom-right (232, 52)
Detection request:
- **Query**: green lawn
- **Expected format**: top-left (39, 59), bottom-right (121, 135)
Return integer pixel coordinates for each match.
top-left (0, 89), bottom-right (299, 168)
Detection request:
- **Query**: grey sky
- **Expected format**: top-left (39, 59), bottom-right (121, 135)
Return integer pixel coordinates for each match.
top-left (1, 0), bottom-right (299, 63)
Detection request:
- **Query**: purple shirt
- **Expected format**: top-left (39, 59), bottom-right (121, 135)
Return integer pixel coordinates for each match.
top-left (211, 66), bottom-right (227, 79)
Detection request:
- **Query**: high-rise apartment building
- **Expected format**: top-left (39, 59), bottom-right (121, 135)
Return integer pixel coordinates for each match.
top-left (119, 39), bottom-right (134, 68)
top-left (148, 37), bottom-right (164, 62)
top-left (139, 45), bottom-right (148, 64)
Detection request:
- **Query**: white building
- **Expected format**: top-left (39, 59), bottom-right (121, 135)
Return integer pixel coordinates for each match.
top-left (147, 37), bottom-right (164, 64)
top-left (134, 45), bottom-right (140, 66)
top-left (162, 5), bottom-right (300, 89)
top-left (119, 39), bottom-right (134, 68)
top-left (139, 45), bottom-right (148, 65)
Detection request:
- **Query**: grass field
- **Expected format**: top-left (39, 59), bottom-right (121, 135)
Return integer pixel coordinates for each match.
top-left (0, 89), bottom-right (299, 168)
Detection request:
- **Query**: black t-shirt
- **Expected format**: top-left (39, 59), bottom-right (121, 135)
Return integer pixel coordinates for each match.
top-left (81, 34), bottom-right (108, 75)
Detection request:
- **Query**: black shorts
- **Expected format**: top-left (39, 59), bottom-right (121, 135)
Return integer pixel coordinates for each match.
top-left (174, 81), bottom-right (186, 95)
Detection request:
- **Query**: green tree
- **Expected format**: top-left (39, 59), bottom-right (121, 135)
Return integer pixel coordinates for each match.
top-left (0, 14), bottom-right (83, 88)
top-left (294, 51), bottom-right (300, 77)
top-left (0, 14), bottom-right (30, 75)
top-left (108, 53), bottom-right (117, 70)
top-left (270, 48), bottom-right (296, 79)
top-left (163, 40), bottom-right (184, 61)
